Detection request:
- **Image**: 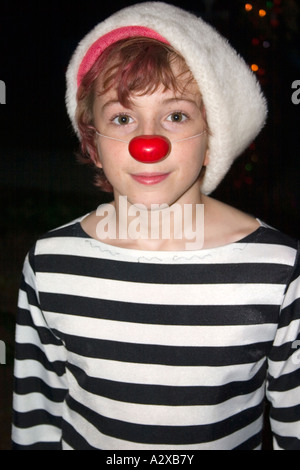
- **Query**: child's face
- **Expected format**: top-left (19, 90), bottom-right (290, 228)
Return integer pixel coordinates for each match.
top-left (93, 72), bottom-right (209, 209)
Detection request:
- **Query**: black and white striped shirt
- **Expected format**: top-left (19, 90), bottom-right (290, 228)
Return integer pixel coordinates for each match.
top-left (12, 216), bottom-right (300, 450)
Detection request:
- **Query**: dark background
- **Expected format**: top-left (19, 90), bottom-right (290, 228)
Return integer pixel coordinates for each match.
top-left (0, 0), bottom-right (299, 450)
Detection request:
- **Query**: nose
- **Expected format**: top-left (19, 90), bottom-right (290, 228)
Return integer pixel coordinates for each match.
top-left (128, 135), bottom-right (171, 163)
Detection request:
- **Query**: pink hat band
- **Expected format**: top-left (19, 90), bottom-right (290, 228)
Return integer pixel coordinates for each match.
top-left (77, 26), bottom-right (169, 87)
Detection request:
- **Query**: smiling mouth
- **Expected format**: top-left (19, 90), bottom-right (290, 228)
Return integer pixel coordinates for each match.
top-left (131, 172), bottom-right (170, 185)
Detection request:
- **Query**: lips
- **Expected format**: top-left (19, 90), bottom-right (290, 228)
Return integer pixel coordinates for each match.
top-left (131, 172), bottom-right (170, 185)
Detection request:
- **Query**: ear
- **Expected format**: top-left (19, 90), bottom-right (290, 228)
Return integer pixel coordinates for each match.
top-left (94, 157), bottom-right (103, 169)
top-left (88, 144), bottom-right (103, 169)
top-left (203, 149), bottom-right (210, 167)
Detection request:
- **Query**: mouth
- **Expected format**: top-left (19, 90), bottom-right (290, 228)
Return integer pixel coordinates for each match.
top-left (130, 172), bottom-right (170, 185)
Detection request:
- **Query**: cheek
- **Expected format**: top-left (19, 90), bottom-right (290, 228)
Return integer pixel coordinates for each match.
top-left (95, 140), bottom-right (127, 169)
top-left (175, 140), bottom-right (208, 170)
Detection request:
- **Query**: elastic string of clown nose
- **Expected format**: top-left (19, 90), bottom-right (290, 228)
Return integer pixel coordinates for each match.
top-left (95, 130), bottom-right (206, 144)
top-left (95, 130), bottom-right (206, 163)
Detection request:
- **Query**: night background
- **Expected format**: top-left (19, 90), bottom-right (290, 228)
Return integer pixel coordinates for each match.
top-left (0, 0), bottom-right (299, 450)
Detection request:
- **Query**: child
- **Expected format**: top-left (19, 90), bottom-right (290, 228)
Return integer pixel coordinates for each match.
top-left (12, 2), bottom-right (300, 450)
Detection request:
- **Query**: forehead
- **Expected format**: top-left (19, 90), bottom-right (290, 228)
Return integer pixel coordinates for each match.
top-left (95, 82), bottom-right (202, 110)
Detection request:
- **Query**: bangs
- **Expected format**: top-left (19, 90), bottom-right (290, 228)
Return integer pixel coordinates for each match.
top-left (94, 37), bottom-right (196, 107)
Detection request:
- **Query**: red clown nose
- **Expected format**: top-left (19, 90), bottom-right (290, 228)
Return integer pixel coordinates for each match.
top-left (128, 135), bottom-right (171, 163)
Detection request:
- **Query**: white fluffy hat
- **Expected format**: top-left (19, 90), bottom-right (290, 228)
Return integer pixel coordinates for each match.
top-left (66, 1), bottom-right (267, 194)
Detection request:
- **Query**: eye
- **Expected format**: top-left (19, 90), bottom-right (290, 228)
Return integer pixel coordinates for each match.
top-left (166, 112), bottom-right (188, 123)
top-left (112, 114), bottom-right (134, 125)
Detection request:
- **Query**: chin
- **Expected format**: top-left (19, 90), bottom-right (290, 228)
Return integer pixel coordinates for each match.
top-left (129, 195), bottom-right (178, 211)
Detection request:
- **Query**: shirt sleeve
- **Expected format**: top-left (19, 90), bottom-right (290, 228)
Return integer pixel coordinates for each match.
top-left (12, 247), bottom-right (68, 450)
top-left (266, 242), bottom-right (300, 450)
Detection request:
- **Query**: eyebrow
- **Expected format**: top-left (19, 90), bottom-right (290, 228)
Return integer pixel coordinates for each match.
top-left (99, 95), bottom-right (201, 112)
top-left (101, 99), bottom-right (121, 111)
top-left (161, 97), bottom-right (200, 107)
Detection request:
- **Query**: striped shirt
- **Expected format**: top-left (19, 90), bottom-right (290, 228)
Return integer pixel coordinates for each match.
top-left (12, 216), bottom-right (300, 450)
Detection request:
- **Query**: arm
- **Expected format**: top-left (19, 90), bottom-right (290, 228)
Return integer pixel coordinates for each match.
top-left (266, 243), bottom-right (300, 450)
top-left (12, 248), bottom-right (68, 449)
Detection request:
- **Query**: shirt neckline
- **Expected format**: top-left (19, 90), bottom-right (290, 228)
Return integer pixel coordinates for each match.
top-left (73, 215), bottom-right (265, 262)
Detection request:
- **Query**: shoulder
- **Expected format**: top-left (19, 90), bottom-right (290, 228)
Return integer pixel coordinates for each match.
top-left (254, 219), bottom-right (298, 250)
top-left (202, 196), bottom-right (260, 248)
top-left (203, 196), bottom-right (299, 257)
top-left (31, 214), bottom-right (90, 258)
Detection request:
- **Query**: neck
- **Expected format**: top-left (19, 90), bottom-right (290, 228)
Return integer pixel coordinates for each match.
top-left (99, 192), bottom-right (205, 251)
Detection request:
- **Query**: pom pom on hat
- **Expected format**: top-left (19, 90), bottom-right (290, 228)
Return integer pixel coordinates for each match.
top-left (65, 1), bottom-right (267, 194)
